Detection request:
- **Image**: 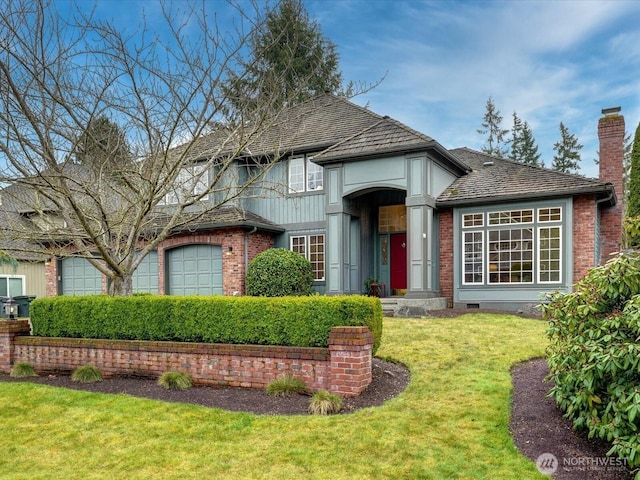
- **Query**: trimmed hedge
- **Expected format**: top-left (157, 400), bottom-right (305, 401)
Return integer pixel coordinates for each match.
top-left (30, 295), bottom-right (383, 354)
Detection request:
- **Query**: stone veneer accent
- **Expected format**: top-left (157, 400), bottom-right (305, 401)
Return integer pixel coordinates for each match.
top-left (0, 321), bottom-right (373, 397)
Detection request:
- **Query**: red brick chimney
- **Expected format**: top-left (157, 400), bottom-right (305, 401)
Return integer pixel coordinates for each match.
top-left (598, 106), bottom-right (625, 262)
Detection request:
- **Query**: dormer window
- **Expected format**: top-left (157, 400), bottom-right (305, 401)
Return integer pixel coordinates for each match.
top-left (288, 155), bottom-right (323, 193)
top-left (163, 161), bottom-right (209, 204)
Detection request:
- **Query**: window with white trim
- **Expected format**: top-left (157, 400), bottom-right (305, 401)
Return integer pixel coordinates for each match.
top-left (0, 275), bottom-right (25, 297)
top-left (290, 234), bottom-right (325, 281)
top-left (163, 162), bottom-right (210, 204)
top-left (288, 155), bottom-right (323, 193)
top-left (461, 207), bottom-right (563, 286)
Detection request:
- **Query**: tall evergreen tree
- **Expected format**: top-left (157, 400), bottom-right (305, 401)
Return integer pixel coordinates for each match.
top-left (519, 121), bottom-right (541, 166)
top-left (627, 122), bottom-right (640, 218)
top-left (509, 112), bottom-right (524, 162)
top-left (552, 122), bottom-right (582, 174)
top-left (477, 96), bottom-right (509, 158)
top-left (224, 0), bottom-right (344, 116)
top-left (509, 112), bottom-right (541, 165)
top-left (73, 115), bottom-right (132, 174)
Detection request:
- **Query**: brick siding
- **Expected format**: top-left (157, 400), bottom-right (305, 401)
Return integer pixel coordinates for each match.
top-left (598, 113), bottom-right (625, 262)
top-left (46, 228), bottom-right (275, 297)
top-left (438, 209), bottom-right (454, 307)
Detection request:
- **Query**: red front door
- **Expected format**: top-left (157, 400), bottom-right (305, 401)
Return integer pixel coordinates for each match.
top-left (390, 233), bottom-right (407, 291)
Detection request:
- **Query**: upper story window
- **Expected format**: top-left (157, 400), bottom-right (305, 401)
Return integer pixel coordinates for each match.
top-left (288, 155), bottom-right (323, 193)
top-left (163, 161), bottom-right (209, 205)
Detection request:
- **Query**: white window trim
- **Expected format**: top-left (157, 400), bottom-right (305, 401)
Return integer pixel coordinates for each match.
top-left (290, 234), bottom-right (325, 281)
top-left (537, 225), bottom-right (563, 284)
top-left (163, 162), bottom-right (210, 205)
top-left (462, 230), bottom-right (484, 285)
top-left (288, 155), bottom-right (323, 194)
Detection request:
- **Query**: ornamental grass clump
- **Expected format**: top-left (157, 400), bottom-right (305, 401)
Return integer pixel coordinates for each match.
top-left (308, 390), bottom-right (343, 415)
top-left (544, 251), bottom-right (640, 468)
top-left (71, 365), bottom-right (103, 383)
top-left (265, 376), bottom-right (308, 397)
top-left (158, 371), bottom-right (193, 390)
top-left (10, 362), bottom-right (37, 378)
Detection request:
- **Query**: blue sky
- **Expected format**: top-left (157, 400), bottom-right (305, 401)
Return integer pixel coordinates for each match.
top-left (85, 0), bottom-right (640, 178)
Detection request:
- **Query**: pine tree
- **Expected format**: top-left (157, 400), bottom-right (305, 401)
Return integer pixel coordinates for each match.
top-left (552, 122), bottom-right (582, 174)
top-left (509, 112), bottom-right (524, 162)
top-left (520, 121), bottom-right (541, 166)
top-left (627, 122), bottom-right (640, 218)
top-left (224, 0), bottom-right (344, 115)
top-left (73, 115), bottom-right (131, 173)
top-left (477, 96), bottom-right (509, 158)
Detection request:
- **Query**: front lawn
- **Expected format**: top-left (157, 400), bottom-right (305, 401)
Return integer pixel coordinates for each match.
top-left (0, 314), bottom-right (548, 479)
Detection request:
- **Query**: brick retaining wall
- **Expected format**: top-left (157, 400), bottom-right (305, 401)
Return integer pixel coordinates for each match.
top-left (0, 321), bottom-right (373, 397)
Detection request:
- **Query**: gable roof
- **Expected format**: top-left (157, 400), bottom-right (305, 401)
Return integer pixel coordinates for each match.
top-left (437, 148), bottom-right (616, 207)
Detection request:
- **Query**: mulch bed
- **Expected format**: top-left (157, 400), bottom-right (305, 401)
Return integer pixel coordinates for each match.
top-left (0, 358), bottom-right (410, 415)
top-left (511, 358), bottom-right (632, 479)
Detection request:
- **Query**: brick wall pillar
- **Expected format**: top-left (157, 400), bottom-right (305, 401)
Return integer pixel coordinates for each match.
top-left (328, 326), bottom-right (373, 397)
top-left (438, 209), bottom-right (454, 307)
top-left (0, 320), bottom-right (30, 373)
top-left (598, 108), bottom-right (625, 262)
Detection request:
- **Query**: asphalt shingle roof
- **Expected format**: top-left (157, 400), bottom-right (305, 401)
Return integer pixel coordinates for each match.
top-left (437, 148), bottom-right (615, 206)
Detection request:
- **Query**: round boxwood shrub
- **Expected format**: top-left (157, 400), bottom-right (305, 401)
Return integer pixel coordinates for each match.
top-left (246, 248), bottom-right (314, 296)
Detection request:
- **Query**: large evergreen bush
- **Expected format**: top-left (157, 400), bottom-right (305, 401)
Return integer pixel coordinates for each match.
top-left (246, 248), bottom-right (314, 296)
top-left (543, 252), bottom-right (640, 469)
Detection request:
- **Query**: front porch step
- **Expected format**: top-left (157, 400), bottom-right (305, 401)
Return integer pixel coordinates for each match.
top-left (378, 297), bottom-right (448, 318)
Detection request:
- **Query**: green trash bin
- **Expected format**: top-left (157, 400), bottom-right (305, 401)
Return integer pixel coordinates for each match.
top-left (14, 295), bottom-right (36, 318)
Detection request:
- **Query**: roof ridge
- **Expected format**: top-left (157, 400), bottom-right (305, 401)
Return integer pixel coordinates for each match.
top-left (453, 147), bottom-right (604, 183)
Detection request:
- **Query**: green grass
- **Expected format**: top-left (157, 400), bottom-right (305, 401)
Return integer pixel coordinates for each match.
top-left (0, 314), bottom-right (548, 479)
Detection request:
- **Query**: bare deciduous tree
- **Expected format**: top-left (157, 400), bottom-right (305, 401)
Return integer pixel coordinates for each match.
top-left (0, 0), bottom-right (337, 295)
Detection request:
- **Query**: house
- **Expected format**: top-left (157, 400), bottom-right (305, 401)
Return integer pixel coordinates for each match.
top-left (4, 95), bottom-right (625, 313)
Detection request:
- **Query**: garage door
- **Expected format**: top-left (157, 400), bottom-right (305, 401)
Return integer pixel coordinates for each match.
top-left (61, 257), bottom-right (102, 295)
top-left (132, 251), bottom-right (159, 294)
top-left (167, 245), bottom-right (223, 295)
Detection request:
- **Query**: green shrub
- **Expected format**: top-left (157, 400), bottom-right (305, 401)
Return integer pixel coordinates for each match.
top-left (266, 376), bottom-right (308, 397)
top-left (245, 248), bottom-right (313, 296)
top-left (308, 390), bottom-right (343, 415)
top-left (10, 362), bottom-right (37, 378)
top-left (157, 371), bottom-right (193, 390)
top-left (71, 365), bottom-right (103, 383)
top-left (30, 295), bottom-right (383, 354)
top-left (544, 252), bottom-right (640, 467)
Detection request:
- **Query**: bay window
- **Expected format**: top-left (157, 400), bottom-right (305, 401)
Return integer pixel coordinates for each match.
top-left (462, 207), bottom-right (563, 286)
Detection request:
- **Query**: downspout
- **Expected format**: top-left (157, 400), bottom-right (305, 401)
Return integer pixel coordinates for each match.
top-left (594, 186), bottom-right (615, 265)
top-left (244, 226), bottom-right (258, 293)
